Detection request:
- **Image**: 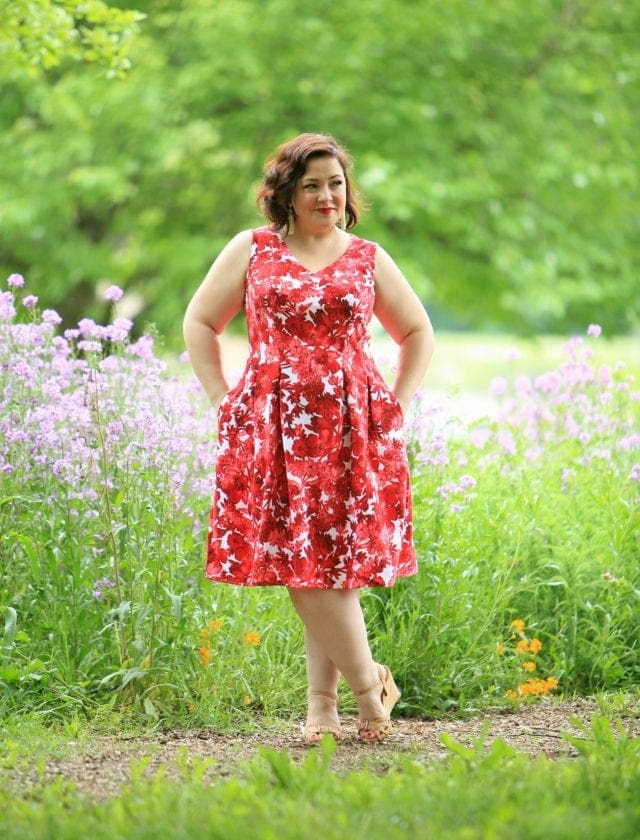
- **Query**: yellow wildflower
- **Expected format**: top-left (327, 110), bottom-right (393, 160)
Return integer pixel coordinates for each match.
top-left (515, 639), bottom-right (530, 654)
top-left (529, 638), bottom-right (543, 654)
top-left (208, 618), bottom-right (223, 633)
top-left (522, 661), bottom-right (536, 672)
top-left (496, 643), bottom-right (505, 656)
top-left (510, 619), bottom-right (525, 634)
top-left (187, 703), bottom-right (196, 714)
top-left (199, 646), bottom-right (211, 667)
top-left (243, 695), bottom-right (252, 706)
top-left (244, 631), bottom-right (261, 647)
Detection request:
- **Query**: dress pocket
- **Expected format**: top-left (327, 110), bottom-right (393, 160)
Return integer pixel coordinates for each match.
top-left (367, 373), bottom-right (404, 436)
top-left (216, 371), bottom-right (250, 426)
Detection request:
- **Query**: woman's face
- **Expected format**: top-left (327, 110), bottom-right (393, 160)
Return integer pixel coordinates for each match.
top-left (290, 155), bottom-right (347, 234)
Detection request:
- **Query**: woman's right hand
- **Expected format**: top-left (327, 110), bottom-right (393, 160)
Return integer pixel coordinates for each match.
top-left (210, 389), bottom-right (229, 412)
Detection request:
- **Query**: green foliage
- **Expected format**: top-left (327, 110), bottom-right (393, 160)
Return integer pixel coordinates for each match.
top-left (1, 716), bottom-right (640, 838)
top-left (1, 0), bottom-right (639, 338)
top-left (0, 0), bottom-right (144, 78)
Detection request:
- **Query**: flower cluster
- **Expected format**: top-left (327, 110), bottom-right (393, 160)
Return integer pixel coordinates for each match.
top-left (196, 621), bottom-right (260, 667)
top-left (243, 631), bottom-right (261, 648)
top-left (500, 619), bottom-right (559, 701)
top-left (1, 274), bottom-right (217, 550)
top-left (507, 675), bottom-right (559, 699)
top-left (435, 474), bottom-right (477, 514)
top-left (92, 577), bottom-right (116, 601)
top-left (198, 618), bottom-right (224, 667)
top-left (405, 325), bottom-right (639, 496)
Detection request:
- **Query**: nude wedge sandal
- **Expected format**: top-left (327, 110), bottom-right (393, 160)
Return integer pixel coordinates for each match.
top-left (355, 664), bottom-right (401, 743)
top-left (302, 689), bottom-right (342, 745)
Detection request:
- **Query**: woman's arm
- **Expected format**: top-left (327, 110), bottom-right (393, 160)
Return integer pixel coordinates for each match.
top-left (373, 245), bottom-right (435, 414)
top-left (183, 230), bottom-right (252, 407)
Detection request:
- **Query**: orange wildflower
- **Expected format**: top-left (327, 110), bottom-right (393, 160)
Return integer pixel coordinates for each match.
top-left (515, 639), bottom-right (530, 654)
top-left (208, 618), bottom-right (223, 633)
top-left (510, 619), bottom-right (525, 635)
top-left (243, 631), bottom-right (261, 647)
top-left (529, 638), bottom-right (543, 654)
top-left (522, 661), bottom-right (536, 672)
top-left (510, 676), bottom-right (559, 698)
top-left (187, 703), bottom-right (196, 714)
top-left (199, 646), bottom-right (211, 667)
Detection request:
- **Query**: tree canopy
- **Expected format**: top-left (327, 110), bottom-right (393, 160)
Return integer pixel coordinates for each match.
top-left (1, 0), bottom-right (143, 77)
top-left (1, 0), bottom-right (638, 339)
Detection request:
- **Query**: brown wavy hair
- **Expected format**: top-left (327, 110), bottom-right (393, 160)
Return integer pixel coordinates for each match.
top-left (257, 133), bottom-right (362, 231)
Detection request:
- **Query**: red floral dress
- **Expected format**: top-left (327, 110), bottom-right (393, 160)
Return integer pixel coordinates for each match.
top-left (206, 227), bottom-right (417, 589)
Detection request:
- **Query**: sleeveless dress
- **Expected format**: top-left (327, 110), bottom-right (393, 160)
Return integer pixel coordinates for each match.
top-left (206, 227), bottom-right (417, 589)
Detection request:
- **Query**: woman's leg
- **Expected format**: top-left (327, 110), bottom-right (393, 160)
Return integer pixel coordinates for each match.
top-left (288, 588), bottom-right (387, 725)
top-left (304, 625), bottom-right (340, 691)
top-left (302, 626), bottom-right (341, 735)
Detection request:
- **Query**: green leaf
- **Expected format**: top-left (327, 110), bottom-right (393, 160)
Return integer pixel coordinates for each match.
top-left (3, 607), bottom-right (17, 646)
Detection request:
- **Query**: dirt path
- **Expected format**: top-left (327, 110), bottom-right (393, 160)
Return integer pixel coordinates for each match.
top-left (9, 697), bottom-right (638, 802)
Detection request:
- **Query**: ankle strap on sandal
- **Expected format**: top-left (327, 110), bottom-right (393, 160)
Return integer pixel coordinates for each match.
top-left (308, 689), bottom-right (338, 700)
top-left (353, 678), bottom-right (383, 697)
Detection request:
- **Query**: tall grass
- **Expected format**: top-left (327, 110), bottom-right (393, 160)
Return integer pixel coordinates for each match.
top-left (1, 276), bottom-right (638, 725)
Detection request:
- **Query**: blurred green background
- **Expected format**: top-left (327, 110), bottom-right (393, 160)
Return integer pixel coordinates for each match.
top-left (2, 0), bottom-right (639, 344)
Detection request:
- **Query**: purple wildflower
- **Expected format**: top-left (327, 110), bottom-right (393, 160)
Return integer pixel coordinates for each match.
top-left (469, 426), bottom-right (491, 449)
top-left (489, 377), bottom-right (508, 398)
top-left (7, 273), bottom-right (25, 287)
top-left (587, 324), bottom-right (602, 337)
top-left (127, 335), bottom-right (155, 361)
top-left (77, 340), bottom-right (103, 354)
top-left (0, 291), bottom-right (16, 321)
top-left (93, 577), bottom-right (116, 601)
top-left (22, 295), bottom-right (38, 308)
top-left (618, 435), bottom-right (640, 452)
top-left (78, 318), bottom-right (97, 336)
top-left (42, 309), bottom-right (62, 325)
top-left (104, 285), bottom-right (124, 302)
top-left (535, 371), bottom-right (562, 394)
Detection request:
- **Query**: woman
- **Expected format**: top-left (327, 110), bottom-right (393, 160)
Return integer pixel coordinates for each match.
top-left (183, 133), bottom-right (434, 744)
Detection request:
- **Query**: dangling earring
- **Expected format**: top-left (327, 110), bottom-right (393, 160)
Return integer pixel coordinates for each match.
top-left (287, 206), bottom-right (295, 236)
top-left (339, 211), bottom-right (347, 230)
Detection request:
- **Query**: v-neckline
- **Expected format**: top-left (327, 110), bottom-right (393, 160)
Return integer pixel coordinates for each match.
top-left (277, 233), bottom-right (354, 275)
